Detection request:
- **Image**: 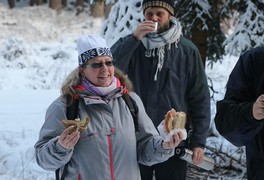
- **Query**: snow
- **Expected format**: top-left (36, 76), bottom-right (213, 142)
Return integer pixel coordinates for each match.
top-left (223, 0), bottom-right (264, 56)
top-left (0, 1), bottom-right (244, 179)
top-left (0, 90), bottom-right (59, 179)
top-left (102, 0), bottom-right (144, 47)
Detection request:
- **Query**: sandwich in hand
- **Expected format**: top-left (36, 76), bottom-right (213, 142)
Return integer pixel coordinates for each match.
top-left (62, 117), bottom-right (90, 134)
top-left (164, 108), bottom-right (186, 133)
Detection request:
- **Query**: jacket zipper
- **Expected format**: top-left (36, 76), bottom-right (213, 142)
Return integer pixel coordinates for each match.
top-left (108, 135), bottom-right (114, 180)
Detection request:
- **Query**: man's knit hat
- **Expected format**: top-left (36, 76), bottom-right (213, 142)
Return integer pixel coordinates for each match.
top-left (142, 0), bottom-right (175, 15)
top-left (77, 34), bottom-right (112, 65)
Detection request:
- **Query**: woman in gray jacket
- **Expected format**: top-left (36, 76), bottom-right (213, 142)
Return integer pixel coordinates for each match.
top-left (34, 34), bottom-right (184, 180)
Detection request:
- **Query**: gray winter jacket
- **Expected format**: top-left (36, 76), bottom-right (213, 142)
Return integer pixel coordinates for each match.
top-left (111, 35), bottom-right (210, 148)
top-left (35, 90), bottom-right (174, 180)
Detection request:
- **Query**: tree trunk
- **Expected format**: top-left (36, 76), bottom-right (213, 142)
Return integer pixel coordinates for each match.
top-left (49, 0), bottom-right (63, 10)
top-left (191, 19), bottom-right (208, 67)
top-left (76, 0), bottom-right (84, 16)
top-left (29, 0), bottom-right (43, 6)
top-left (104, 3), bottom-right (112, 19)
top-left (37, 0), bottom-right (43, 5)
top-left (7, 0), bottom-right (15, 8)
top-left (90, 2), bottom-right (105, 18)
top-left (62, 0), bottom-right (67, 8)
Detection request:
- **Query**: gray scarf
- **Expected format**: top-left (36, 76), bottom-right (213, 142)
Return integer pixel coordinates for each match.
top-left (142, 17), bottom-right (182, 81)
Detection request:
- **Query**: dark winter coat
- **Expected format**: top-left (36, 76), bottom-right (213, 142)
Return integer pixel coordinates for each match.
top-left (111, 34), bottom-right (210, 149)
top-left (215, 46), bottom-right (264, 180)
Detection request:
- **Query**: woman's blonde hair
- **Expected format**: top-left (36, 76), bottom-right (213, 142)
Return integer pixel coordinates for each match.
top-left (60, 66), bottom-right (133, 98)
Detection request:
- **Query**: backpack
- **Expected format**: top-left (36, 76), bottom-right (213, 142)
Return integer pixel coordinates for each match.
top-left (55, 93), bottom-right (139, 180)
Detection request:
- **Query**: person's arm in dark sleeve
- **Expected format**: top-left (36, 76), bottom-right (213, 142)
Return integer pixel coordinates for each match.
top-left (187, 47), bottom-right (211, 148)
top-left (214, 49), bottom-right (264, 147)
top-left (215, 89), bottom-right (263, 147)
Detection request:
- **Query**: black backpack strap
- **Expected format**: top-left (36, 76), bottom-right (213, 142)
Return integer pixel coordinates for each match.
top-left (122, 93), bottom-right (139, 132)
top-left (56, 164), bottom-right (69, 180)
top-left (55, 94), bottom-right (79, 180)
top-left (65, 94), bottom-right (79, 120)
top-left (55, 169), bottom-right (59, 180)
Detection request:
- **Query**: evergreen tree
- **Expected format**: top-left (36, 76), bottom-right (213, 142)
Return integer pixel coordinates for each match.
top-left (101, 0), bottom-right (143, 47)
top-left (174, 0), bottom-right (225, 65)
top-left (222, 0), bottom-right (264, 56)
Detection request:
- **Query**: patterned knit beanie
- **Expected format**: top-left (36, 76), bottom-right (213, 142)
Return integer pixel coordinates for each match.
top-left (142, 0), bottom-right (175, 15)
top-left (77, 34), bottom-right (112, 65)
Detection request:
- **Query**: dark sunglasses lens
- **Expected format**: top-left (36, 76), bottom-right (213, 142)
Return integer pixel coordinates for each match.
top-left (105, 61), bottom-right (114, 66)
top-left (91, 63), bottom-right (103, 68)
top-left (87, 61), bottom-right (114, 68)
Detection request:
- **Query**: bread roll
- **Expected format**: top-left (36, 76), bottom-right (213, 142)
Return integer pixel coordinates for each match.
top-left (164, 109), bottom-right (186, 133)
top-left (62, 117), bottom-right (90, 134)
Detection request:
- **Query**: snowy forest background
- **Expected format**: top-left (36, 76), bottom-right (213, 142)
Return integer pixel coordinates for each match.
top-left (1, 0), bottom-right (264, 179)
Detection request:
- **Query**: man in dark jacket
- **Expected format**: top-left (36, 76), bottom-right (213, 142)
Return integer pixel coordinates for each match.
top-left (110, 0), bottom-right (211, 179)
top-left (215, 46), bottom-right (264, 180)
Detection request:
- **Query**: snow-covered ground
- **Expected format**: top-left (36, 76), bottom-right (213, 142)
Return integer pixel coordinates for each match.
top-left (0, 1), bottom-right (245, 179)
top-left (0, 90), bottom-right (59, 179)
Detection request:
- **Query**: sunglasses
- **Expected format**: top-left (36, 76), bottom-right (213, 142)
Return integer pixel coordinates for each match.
top-left (83, 61), bottom-right (115, 69)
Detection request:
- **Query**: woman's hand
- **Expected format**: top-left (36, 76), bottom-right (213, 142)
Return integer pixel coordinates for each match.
top-left (58, 126), bottom-right (80, 150)
top-left (162, 131), bottom-right (184, 149)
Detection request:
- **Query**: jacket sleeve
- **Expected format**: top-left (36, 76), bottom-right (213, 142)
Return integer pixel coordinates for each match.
top-left (129, 93), bottom-right (174, 166)
top-left (214, 54), bottom-right (263, 147)
top-left (185, 40), bottom-right (211, 148)
top-left (34, 97), bottom-right (73, 171)
top-left (111, 34), bottom-right (141, 74)
top-left (215, 90), bottom-right (263, 147)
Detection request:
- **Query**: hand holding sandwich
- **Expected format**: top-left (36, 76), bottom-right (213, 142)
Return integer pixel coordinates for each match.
top-left (58, 117), bottom-right (90, 150)
top-left (161, 108), bottom-right (186, 149)
top-left (162, 130), bottom-right (185, 149)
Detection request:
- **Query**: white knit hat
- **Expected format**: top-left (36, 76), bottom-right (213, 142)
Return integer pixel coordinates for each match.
top-left (77, 34), bottom-right (112, 65)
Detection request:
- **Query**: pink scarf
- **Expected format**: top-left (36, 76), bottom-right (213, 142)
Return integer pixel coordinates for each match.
top-left (74, 76), bottom-right (127, 97)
